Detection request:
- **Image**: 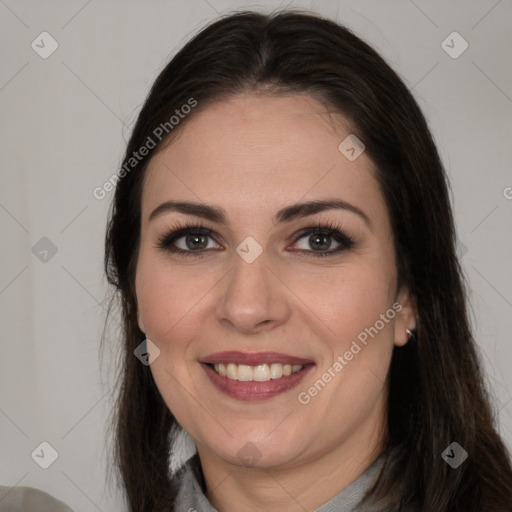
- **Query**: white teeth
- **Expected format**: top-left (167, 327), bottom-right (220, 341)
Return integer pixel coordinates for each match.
top-left (269, 363), bottom-right (282, 379)
top-left (211, 362), bottom-right (304, 381)
top-left (237, 364), bottom-right (253, 381)
top-left (253, 364), bottom-right (270, 381)
top-left (226, 363), bottom-right (238, 379)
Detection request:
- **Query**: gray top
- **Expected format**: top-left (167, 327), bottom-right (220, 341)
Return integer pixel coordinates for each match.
top-left (173, 452), bottom-right (413, 512)
top-left (0, 486), bottom-right (73, 512)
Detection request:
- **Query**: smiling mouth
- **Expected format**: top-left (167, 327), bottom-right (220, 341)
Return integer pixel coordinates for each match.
top-left (200, 350), bottom-right (314, 401)
top-left (201, 362), bottom-right (314, 401)
top-left (207, 362), bottom-right (305, 382)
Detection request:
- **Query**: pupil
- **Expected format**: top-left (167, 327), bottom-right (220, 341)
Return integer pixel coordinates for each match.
top-left (310, 234), bottom-right (331, 251)
top-left (187, 233), bottom-right (207, 250)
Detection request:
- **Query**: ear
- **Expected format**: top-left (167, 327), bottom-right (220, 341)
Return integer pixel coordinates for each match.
top-left (138, 312), bottom-right (146, 334)
top-left (393, 286), bottom-right (417, 347)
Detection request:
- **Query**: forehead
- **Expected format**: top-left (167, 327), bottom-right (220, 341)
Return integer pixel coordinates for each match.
top-left (142, 93), bottom-right (386, 226)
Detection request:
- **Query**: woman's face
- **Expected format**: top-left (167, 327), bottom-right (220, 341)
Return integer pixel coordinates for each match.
top-left (135, 92), bottom-right (415, 471)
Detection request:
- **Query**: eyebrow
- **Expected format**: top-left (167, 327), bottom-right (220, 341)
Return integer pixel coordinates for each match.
top-left (148, 198), bottom-right (372, 230)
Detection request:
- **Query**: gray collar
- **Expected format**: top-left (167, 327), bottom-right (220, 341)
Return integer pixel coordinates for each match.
top-left (173, 453), bottom-right (388, 512)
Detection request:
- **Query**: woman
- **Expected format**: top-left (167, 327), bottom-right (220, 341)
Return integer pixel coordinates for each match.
top-left (103, 9), bottom-right (512, 512)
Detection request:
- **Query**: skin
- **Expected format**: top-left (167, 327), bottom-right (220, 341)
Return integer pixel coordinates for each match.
top-left (135, 92), bottom-right (416, 512)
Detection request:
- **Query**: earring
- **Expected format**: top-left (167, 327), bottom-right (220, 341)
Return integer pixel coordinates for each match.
top-left (406, 328), bottom-right (414, 340)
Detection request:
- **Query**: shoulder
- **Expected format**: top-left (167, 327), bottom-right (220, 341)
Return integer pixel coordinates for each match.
top-left (0, 486), bottom-right (74, 512)
top-left (172, 457), bottom-right (217, 512)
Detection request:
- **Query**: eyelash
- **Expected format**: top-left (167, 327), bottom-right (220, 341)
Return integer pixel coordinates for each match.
top-left (155, 220), bottom-right (356, 258)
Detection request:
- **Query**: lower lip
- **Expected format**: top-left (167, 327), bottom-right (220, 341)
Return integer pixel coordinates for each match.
top-left (200, 363), bottom-right (314, 401)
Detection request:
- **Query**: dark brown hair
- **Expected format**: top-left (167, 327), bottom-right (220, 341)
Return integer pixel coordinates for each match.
top-left (103, 9), bottom-right (512, 511)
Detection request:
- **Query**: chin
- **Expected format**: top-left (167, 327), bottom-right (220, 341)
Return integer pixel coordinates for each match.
top-left (204, 433), bottom-right (305, 470)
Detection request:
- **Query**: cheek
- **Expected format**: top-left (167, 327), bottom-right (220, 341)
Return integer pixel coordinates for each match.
top-left (135, 254), bottom-right (212, 342)
top-left (135, 259), bottom-right (207, 417)
top-left (295, 267), bottom-right (397, 410)
top-left (290, 261), bottom-right (395, 347)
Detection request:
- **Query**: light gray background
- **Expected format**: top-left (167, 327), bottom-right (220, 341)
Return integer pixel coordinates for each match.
top-left (1, 0), bottom-right (511, 510)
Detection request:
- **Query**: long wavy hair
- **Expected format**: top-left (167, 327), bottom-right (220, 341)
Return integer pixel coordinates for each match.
top-left (103, 9), bottom-right (512, 511)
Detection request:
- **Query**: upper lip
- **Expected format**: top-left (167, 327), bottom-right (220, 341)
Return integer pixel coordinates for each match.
top-left (200, 351), bottom-right (314, 366)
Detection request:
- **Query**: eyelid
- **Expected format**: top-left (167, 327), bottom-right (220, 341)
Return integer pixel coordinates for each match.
top-left (288, 223), bottom-right (355, 256)
top-left (155, 219), bottom-right (356, 257)
top-left (155, 222), bottom-right (221, 252)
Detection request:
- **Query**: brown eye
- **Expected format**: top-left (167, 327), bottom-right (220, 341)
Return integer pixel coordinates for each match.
top-left (307, 233), bottom-right (334, 251)
top-left (156, 222), bottom-right (355, 258)
top-left (181, 232), bottom-right (210, 250)
top-left (156, 226), bottom-right (222, 257)
top-left (290, 226), bottom-right (355, 257)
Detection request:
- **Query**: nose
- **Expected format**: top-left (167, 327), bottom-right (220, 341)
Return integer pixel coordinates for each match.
top-left (215, 250), bottom-right (291, 335)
